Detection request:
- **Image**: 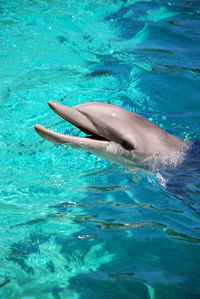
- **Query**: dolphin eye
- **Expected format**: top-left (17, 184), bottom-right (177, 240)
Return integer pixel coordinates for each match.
top-left (121, 140), bottom-right (135, 150)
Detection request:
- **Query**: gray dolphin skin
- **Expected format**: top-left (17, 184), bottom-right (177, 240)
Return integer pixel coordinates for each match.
top-left (34, 101), bottom-right (185, 170)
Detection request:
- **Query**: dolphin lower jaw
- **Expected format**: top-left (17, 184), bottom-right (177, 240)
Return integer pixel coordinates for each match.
top-left (34, 123), bottom-right (140, 167)
top-left (34, 124), bottom-right (110, 150)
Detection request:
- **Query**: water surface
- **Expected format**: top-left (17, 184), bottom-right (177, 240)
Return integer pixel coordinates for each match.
top-left (0, 0), bottom-right (200, 298)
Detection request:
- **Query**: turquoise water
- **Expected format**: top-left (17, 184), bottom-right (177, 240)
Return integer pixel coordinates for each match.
top-left (0, 0), bottom-right (200, 298)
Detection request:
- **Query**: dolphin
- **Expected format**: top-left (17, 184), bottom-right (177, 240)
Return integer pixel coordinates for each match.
top-left (34, 101), bottom-right (185, 170)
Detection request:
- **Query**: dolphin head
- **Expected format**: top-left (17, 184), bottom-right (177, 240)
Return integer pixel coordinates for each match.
top-left (34, 101), bottom-right (185, 168)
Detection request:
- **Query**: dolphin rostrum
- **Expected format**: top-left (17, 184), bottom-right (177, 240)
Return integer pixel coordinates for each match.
top-left (34, 101), bottom-right (185, 170)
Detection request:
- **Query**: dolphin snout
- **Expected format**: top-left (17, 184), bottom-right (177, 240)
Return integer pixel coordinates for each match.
top-left (48, 101), bottom-right (59, 111)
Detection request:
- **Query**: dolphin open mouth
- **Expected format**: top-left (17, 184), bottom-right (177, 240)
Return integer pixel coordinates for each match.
top-left (34, 100), bottom-right (185, 168)
top-left (34, 101), bottom-right (110, 149)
